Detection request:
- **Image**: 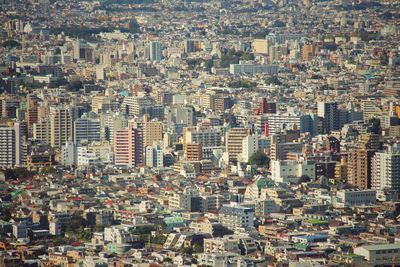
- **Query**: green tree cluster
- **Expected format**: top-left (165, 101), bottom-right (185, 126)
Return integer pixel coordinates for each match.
top-left (220, 49), bottom-right (254, 68)
top-left (228, 80), bottom-right (257, 88)
top-left (248, 150), bottom-right (270, 167)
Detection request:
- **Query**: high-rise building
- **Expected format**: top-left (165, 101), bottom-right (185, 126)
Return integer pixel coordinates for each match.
top-left (33, 119), bottom-right (51, 145)
top-left (318, 102), bottom-right (339, 133)
top-left (184, 39), bottom-right (196, 53)
top-left (302, 43), bottom-right (315, 61)
top-left (100, 112), bottom-right (128, 142)
top-left (0, 122), bottom-right (23, 167)
top-left (372, 143), bottom-right (400, 191)
top-left (113, 126), bottom-right (143, 167)
top-left (74, 113), bottom-right (101, 145)
top-left (123, 96), bottom-right (164, 120)
top-left (218, 204), bottom-right (254, 231)
top-left (50, 106), bottom-right (73, 148)
top-left (145, 142), bottom-right (164, 168)
top-left (149, 41), bottom-right (162, 62)
top-left (260, 98), bottom-right (277, 114)
top-left (165, 106), bottom-right (195, 126)
top-left (185, 143), bottom-right (202, 161)
top-left (25, 94), bottom-right (39, 138)
top-left (142, 119), bottom-right (163, 148)
top-left (347, 133), bottom-right (380, 190)
top-left (226, 127), bottom-right (252, 162)
top-left (240, 134), bottom-right (259, 163)
top-left (184, 126), bottom-right (222, 148)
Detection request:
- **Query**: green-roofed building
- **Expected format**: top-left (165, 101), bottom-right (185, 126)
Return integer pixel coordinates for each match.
top-left (163, 216), bottom-right (185, 231)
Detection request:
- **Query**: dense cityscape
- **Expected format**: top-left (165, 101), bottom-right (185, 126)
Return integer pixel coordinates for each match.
top-left (0, 0), bottom-right (400, 266)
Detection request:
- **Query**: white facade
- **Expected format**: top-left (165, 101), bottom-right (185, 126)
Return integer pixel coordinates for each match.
top-left (270, 160), bottom-right (316, 183)
top-left (104, 226), bottom-right (137, 244)
top-left (0, 122), bottom-right (23, 167)
top-left (354, 243), bottom-right (400, 265)
top-left (145, 142), bottom-right (164, 168)
top-left (372, 143), bottom-right (400, 191)
top-left (185, 126), bottom-right (222, 147)
top-left (204, 236), bottom-right (239, 253)
top-left (218, 203), bottom-right (254, 231)
top-left (334, 190), bottom-right (376, 208)
top-left (240, 134), bottom-right (259, 163)
top-left (61, 141), bottom-right (76, 166)
top-left (229, 63), bottom-right (278, 75)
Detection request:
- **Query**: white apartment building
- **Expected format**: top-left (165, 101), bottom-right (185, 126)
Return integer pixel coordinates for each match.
top-left (270, 160), bottom-right (316, 183)
top-left (334, 190), bottom-right (376, 208)
top-left (372, 143), bottom-right (400, 191)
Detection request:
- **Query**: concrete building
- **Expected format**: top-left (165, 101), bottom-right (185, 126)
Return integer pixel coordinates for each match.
top-left (218, 203), bottom-right (254, 231)
top-left (74, 113), bottom-right (101, 145)
top-left (372, 143), bottom-right (400, 191)
top-left (318, 102), bottom-right (339, 133)
top-left (100, 112), bottom-right (128, 142)
top-left (149, 41), bottom-right (162, 62)
top-left (229, 63), bottom-right (278, 75)
top-left (145, 142), bottom-right (163, 168)
top-left (354, 243), bottom-right (400, 265)
top-left (50, 106), bottom-right (73, 148)
top-left (226, 127), bottom-right (251, 162)
top-left (33, 119), bottom-right (51, 145)
top-left (113, 127), bottom-right (143, 167)
top-left (204, 236), bottom-right (239, 253)
top-left (240, 134), bottom-right (259, 163)
top-left (348, 134), bottom-right (380, 189)
top-left (334, 190), bottom-right (376, 208)
top-left (0, 122), bottom-right (23, 168)
top-left (270, 160), bottom-right (316, 183)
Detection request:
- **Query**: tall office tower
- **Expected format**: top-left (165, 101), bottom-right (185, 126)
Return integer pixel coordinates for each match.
top-left (101, 112), bottom-right (129, 143)
top-left (33, 120), bottom-right (51, 144)
top-left (347, 133), bottom-right (381, 190)
top-left (260, 98), bottom-right (277, 114)
top-left (25, 94), bottom-right (39, 138)
top-left (50, 106), bottom-right (73, 148)
top-left (184, 39), bottom-right (196, 53)
top-left (226, 127), bottom-right (252, 162)
top-left (149, 41), bottom-right (162, 62)
top-left (145, 142), bottom-right (164, 168)
top-left (142, 118), bottom-right (163, 148)
top-left (113, 126), bottom-right (143, 167)
top-left (372, 143), bottom-right (400, 191)
top-left (74, 113), bottom-right (101, 145)
top-left (318, 101), bottom-right (339, 133)
top-left (0, 122), bottom-right (23, 167)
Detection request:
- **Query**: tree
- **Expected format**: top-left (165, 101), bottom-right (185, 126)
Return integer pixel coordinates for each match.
top-left (66, 80), bottom-right (83, 92)
top-left (3, 168), bottom-right (37, 180)
top-left (248, 151), bottom-right (269, 167)
top-left (299, 175), bottom-right (311, 184)
top-left (3, 40), bottom-right (21, 49)
top-left (265, 76), bottom-right (282, 85)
